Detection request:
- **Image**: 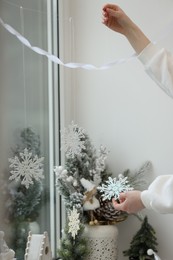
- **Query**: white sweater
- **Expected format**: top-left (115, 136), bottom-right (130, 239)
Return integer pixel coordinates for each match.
top-left (138, 42), bottom-right (173, 98)
top-left (138, 43), bottom-right (173, 213)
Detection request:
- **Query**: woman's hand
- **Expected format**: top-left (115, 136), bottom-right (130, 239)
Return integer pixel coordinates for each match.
top-left (112, 190), bottom-right (145, 214)
top-left (102, 4), bottom-right (135, 36)
top-left (102, 4), bottom-right (150, 54)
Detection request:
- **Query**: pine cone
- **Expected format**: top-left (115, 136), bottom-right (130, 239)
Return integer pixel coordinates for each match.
top-left (94, 197), bottom-right (128, 224)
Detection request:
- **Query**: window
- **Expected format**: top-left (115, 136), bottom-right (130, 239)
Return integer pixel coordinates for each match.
top-left (0, 0), bottom-right (60, 258)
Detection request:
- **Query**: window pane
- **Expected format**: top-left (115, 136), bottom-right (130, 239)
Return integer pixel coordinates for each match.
top-left (0, 0), bottom-right (58, 259)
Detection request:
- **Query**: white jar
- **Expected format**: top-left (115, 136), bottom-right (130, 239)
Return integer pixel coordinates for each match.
top-left (84, 224), bottom-right (119, 260)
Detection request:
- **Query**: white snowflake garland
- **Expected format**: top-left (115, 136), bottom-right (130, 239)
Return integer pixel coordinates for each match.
top-left (97, 175), bottom-right (134, 201)
top-left (61, 121), bottom-right (86, 158)
top-left (8, 148), bottom-right (44, 189)
top-left (68, 207), bottom-right (80, 239)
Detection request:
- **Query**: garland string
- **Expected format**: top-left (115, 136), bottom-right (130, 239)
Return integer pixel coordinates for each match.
top-left (0, 16), bottom-right (173, 70)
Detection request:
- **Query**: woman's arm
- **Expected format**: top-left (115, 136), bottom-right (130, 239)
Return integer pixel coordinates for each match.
top-left (102, 4), bottom-right (150, 54)
top-left (102, 4), bottom-right (173, 98)
top-left (138, 43), bottom-right (173, 98)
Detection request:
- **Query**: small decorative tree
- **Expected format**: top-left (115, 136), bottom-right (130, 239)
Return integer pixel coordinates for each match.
top-left (5, 127), bottom-right (45, 260)
top-left (55, 122), bottom-right (111, 219)
top-left (123, 216), bottom-right (158, 260)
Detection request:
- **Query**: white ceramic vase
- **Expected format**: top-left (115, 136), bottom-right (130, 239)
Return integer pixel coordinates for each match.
top-left (84, 224), bottom-right (119, 260)
top-left (28, 221), bottom-right (40, 234)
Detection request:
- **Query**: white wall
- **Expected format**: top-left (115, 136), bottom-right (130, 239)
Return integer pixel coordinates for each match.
top-left (60, 0), bottom-right (173, 259)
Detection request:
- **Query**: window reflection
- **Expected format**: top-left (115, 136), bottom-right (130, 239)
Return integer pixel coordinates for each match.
top-left (0, 0), bottom-right (58, 259)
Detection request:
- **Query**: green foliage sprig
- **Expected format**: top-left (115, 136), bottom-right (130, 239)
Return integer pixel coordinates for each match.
top-left (58, 224), bottom-right (88, 260)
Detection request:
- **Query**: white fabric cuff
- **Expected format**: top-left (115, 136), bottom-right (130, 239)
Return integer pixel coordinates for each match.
top-left (138, 42), bottom-right (162, 65)
top-left (141, 190), bottom-right (153, 210)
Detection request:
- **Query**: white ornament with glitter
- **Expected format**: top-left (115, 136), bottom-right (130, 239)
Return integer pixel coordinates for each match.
top-left (61, 121), bottom-right (86, 158)
top-left (97, 175), bottom-right (133, 201)
top-left (8, 148), bottom-right (44, 189)
top-left (68, 207), bottom-right (80, 239)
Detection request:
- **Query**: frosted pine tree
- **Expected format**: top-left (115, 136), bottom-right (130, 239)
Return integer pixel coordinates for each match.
top-left (5, 127), bottom-right (45, 260)
top-left (55, 123), bottom-right (111, 259)
top-left (55, 122), bottom-right (111, 215)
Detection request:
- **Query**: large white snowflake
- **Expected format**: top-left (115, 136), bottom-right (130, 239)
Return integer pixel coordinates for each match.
top-left (97, 175), bottom-right (134, 201)
top-left (61, 121), bottom-right (86, 158)
top-left (8, 148), bottom-right (44, 189)
top-left (68, 206), bottom-right (80, 239)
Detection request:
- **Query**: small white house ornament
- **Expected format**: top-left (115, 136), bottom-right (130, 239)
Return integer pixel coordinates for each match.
top-left (25, 231), bottom-right (52, 260)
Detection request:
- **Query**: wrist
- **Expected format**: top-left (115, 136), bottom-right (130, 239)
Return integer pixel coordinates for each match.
top-left (125, 23), bottom-right (150, 54)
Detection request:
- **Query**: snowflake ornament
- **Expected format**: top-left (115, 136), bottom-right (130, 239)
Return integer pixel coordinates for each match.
top-left (61, 121), bottom-right (86, 158)
top-left (97, 175), bottom-right (133, 201)
top-left (96, 145), bottom-right (109, 173)
top-left (68, 206), bottom-right (80, 239)
top-left (8, 148), bottom-right (44, 189)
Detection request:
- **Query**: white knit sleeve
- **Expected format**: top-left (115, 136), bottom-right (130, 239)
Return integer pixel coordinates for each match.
top-left (138, 43), bottom-right (173, 98)
top-left (141, 175), bottom-right (173, 214)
